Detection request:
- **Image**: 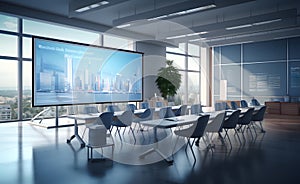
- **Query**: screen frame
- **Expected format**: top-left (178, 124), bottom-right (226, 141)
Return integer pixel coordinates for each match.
top-left (32, 36), bottom-right (144, 107)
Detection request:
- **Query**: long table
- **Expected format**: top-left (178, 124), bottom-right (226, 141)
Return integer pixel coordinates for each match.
top-left (67, 110), bottom-right (148, 148)
top-left (66, 106), bottom-right (182, 147)
top-left (139, 115), bottom-right (200, 163)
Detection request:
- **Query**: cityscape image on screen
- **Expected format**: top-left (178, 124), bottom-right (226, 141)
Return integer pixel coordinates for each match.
top-left (33, 37), bottom-right (143, 106)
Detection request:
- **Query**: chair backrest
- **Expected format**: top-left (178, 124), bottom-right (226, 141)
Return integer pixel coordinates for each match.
top-left (205, 112), bottom-right (226, 133)
top-left (126, 104), bottom-right (137, 112)
top-left (238, 108), bottom-right (254, 125)
top-left (115, 110), bottom-right (133, 126)
top-left (156, 101), bottom-right (163, 107)
top-left (82, 106), bottom-right (98, 114)
top-left (159, 107), bottom-right (175, 118)
top-left (175, 105), bottom-right (188, 116)
top-left (251, 106), bottom-right (266, 121)
top-left (230, 101), bottom-right (239, 110)
top-left (251, 98), bottom-right (260, 106)
top-left (240, 100), bottom-right (248, 108)
top-left (191, 104), bottom-right (203, 115)
top-left (190, 115), bottom-right (210, 138)
top-left (141, 102), bottom-right (149, 109)
top-left (215, 102), bottom-right (223, 111)
top-left (191, 104), bottom-right (198, 115)
top-left (223, 110), bottom-right (241, 129)
top-left (98, 111), bottom-right (114, 130)
top-left (137, 108), bottom-right (154, 121)
top-left (107, 105), bottom-right (121, 112)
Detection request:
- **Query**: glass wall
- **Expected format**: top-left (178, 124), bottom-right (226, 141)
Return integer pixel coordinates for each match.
top-left (166, 43), bottom-right (202, 105)
top-left (0, 13), bottom-right (135, 122)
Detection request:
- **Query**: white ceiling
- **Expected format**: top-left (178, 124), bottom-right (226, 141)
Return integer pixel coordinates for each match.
top-left (0, 0), bottom-right (299, 47)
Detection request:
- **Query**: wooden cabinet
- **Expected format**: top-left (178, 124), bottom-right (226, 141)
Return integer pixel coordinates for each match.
top-left (281, 102), bottom-right (299, 115)
top-left (265, 102), bottom-right (300, 115)
top-left (265, 102), bottom-right (281, 114)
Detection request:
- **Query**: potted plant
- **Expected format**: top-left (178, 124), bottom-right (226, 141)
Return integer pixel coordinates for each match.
top-left (155, 60), bottom-right (182, 102)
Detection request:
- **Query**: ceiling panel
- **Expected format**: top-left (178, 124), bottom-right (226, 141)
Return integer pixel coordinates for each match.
top-left (0, 0), bottom-right (299, 46)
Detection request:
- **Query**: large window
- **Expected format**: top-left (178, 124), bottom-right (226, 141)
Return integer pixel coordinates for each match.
top-left (166, 43), bottom-right (202, 105)
top-left (0, 59), bottom-right (18, 121)
top-left (0, 13), bottom-right (135, 123)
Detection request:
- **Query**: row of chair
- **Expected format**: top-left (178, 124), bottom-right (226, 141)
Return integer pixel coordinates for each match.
top-left (173, 105), bottom-right (267, 162)
top-left (215, 98), bottom-right (261, 111)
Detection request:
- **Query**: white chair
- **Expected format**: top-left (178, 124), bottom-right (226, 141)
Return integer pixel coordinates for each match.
top-left (205, 112), bottom-right (226, 148)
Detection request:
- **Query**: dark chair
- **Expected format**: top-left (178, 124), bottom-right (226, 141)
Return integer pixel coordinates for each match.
top-left (251, 106), bottom-right (267, 133)
top-left (191, 104), bottom-right (203, 115)
top-left (156, 101), bottom-right (163, 107)
top-left (237, 108), bottom-right (255, 140)
top-left (174, 115), bottom-right (210, 162)
top-left (222, 110), bottom-right (241, 147)
top-left (230, 101), bottom-right (239, 110)
top-left (107, 105), bottom-right (121, 112)
top-left (251, 98), bottom-right (260, 106)
top-left (240, 100), bottom-right (248, 108)
top-left (141, 102), bottom-right (149, 109)
top-left (133, 108), bottom-right (154, 131)
top-left (126, 104), bottom-right (137, 112)
top-left (98, 111), bottom-right (114, 134)
top-left (111, 110), bottom-right (135, 142)
top-left (174, 105), bottom-right (188, 116)
top-left (215, 102), bottom-right (223, 111)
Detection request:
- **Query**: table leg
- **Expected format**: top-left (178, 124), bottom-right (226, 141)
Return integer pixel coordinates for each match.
top-left (67, 118), bottom-right (85, 148)
top-left (139, 127), bottom-right (174, 164)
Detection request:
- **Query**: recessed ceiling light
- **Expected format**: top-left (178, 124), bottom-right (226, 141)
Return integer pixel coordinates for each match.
top-left (75, 6), bottom-right (91, 13)
top-left (226, 24), bottom-right (252, 30)
top-left (116, 24), bottom-right (131, 28)
top-left (253, 18), bottom-right (282, 26)
top-left (75, 1), bottom-right (110, 13)
top-left (147, 4), bottom-right (216, 21)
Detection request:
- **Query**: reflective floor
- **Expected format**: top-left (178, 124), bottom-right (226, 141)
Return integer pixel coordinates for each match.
top-left (0, 114), bottom-right (300, 184)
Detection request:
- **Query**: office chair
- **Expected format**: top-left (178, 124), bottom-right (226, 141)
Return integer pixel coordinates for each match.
top-left (111, 110), bottom-right (135, 142)
top-left (107, 105), bottom-right (121, 112)
top-left (240, 100), bottom-right (248, 108)
top-left (222, 110), bottom-right (241, 147)
top-left (237, 108), bottom-right (255, 140)
top-left (251, 106), bottom-right (267, 133)
top-left (141, 102), bottom-right (149, 109)
top-left (174, 105), bottom-right (188, 116)
top-left (174, 115), bottom-right (210, 162)
top-left (205, 112), bottom-right (226, 148)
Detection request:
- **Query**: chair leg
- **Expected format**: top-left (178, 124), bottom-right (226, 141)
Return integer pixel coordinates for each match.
top-left (116, 127), bottom-right (122, 140)
top-left (187, 139), bottom-right (196, 162)
top-left (234, 128), bottom-right (242, 145)
top-left (130, 127), bottom-right (136, 143)
top-left (224, 129), bottom-right (232, 148)
top-left (259, 121), bottom-right (266, 133)
top-left (251, 122), bottom-right (258, 136)
top-left (246, 124), bottom-right (254, 139)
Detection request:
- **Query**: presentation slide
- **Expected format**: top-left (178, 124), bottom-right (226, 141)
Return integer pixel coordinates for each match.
top-left (33, 37), bottom-right (143, 106)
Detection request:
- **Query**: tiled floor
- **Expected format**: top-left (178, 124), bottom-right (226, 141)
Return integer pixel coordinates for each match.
top-left (1, 114), bottom-right (300, 184)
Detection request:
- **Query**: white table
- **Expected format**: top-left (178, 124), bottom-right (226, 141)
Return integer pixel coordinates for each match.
top-left (139, 115), bottom-right (199, 164)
